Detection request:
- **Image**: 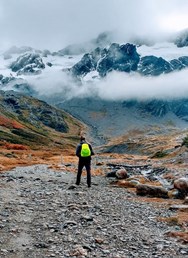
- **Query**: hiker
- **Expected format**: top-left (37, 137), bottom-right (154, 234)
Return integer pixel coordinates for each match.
top-left (75, 136), bottom-right (94, 187)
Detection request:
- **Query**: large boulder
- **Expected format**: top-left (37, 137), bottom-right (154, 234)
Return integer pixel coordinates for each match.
top-left (115, 168), bottom-right (128, 179)
top-left (136, 184), bottom-right (168, 198)
top-left (106, 168), bottom-right (128, 179)
top-left (174, 177), bottom-right (188, 198)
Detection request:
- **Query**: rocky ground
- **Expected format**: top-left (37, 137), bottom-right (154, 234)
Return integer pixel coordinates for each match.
top-left (0, 164), bottom-right (188, 258)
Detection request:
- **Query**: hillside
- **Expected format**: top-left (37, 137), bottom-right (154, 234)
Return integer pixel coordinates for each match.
top-left (58, 97), bottom-right (188, 145)
top-left (0, 90), bottom-right (84, 170)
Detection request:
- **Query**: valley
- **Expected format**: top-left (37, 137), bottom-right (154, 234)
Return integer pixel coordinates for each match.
top-left (1, 1), bottom-right (188, 256)
top-left (0, 29), bottom-right (188, 256)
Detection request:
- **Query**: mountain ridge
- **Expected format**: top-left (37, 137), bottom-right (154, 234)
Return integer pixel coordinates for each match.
top-left (0, 90), bottom-right (83, 150)
top-left (0, 31), bottom-right (188, 154)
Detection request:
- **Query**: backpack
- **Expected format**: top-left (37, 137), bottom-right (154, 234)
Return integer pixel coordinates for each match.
top-left (81, 143), bottom-right (91, 157)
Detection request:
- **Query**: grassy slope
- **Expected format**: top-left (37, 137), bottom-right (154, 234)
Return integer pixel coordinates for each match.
top-left (0, 93), bottom-right (85, 170)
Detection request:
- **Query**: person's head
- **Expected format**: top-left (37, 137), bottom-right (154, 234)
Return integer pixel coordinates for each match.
top-left (80, 136), bottom-right (85, 142)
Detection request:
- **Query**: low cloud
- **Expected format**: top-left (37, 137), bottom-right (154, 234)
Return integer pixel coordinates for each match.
top-left (27, 70), bottom-right (94, 100)
top-left (27, 68), bottom-right (188, 101)
top-left (95, 70), bottom-right (188, 100)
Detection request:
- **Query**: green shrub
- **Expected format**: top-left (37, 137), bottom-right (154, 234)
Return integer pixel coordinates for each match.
top-left (182, 135), bottom-right (188, 148)
top-left (151, 150), bottom-right (167, 158)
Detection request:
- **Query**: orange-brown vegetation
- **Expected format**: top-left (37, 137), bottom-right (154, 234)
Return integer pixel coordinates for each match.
top-left (0, 131), bottom-right (188, 243)
top-left (158, 215), bottom-right (188, 242)
top-left (116, 180), bottom-right (138, 188)
top-left (0, 115), bottom-right (24, 129)
top-left (167, 231), bottom-right (188, 243)
top-left (160, 211), bottom-right (188, 243)
top-left (0, 145), bottom-right (75, 172)
top-left (3, 142), bottom-right (29, 150)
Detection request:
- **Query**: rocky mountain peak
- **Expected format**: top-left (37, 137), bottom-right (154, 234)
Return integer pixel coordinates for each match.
top-left (9, 52), bottom-right (45, 75)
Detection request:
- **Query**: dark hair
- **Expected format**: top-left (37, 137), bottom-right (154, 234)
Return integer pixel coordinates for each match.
top-left (80, 136), bottom-right (85, 141)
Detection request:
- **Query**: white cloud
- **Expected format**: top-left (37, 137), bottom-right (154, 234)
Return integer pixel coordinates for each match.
top-left (95, 70), bottom-right (188, 100)
top-left (1, 1), bottom-right (188, 101)
top-left (0, 0), bottom-right (188, 50)
top-left (26, 68), bottom-right (188, 101)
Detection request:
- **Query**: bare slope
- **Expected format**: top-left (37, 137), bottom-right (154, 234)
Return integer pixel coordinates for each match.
top-left (58, 97), bottom-right (188, 148)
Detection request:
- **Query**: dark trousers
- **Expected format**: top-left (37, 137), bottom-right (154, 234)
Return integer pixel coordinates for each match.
top-left (76, 158), bottom-right (91, 187)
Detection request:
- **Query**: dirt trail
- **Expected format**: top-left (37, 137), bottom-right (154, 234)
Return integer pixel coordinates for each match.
top-left (0, 165), bottom-right (187, 257)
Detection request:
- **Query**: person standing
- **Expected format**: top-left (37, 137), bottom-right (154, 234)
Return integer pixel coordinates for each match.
top-left (75, 136), bottom-right (94, 187)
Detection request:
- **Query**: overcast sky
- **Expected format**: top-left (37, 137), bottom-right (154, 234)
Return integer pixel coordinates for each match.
top-left (0, 0), bottom-right (188, 50)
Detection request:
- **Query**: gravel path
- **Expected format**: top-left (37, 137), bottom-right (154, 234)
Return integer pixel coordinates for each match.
top-left (0, 165), bottom-right (187, 258)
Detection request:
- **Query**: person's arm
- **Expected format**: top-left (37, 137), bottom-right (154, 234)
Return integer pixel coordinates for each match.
top-left (89, 144), bottom-right (95, 156)
top-left (76, 144), bottom-right (81, 157)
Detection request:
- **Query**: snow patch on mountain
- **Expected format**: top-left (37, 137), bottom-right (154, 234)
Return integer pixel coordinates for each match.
top-left (138, 42), bottom-right (188, 61)
top-left (0, 40), bottom-right (187, 101)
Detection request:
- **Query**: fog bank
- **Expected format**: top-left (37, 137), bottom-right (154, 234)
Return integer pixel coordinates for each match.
top-left (28, 69), bottom-right (188, 101)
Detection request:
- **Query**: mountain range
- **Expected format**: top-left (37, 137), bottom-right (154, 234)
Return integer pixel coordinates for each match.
top-left (0, 29), bottom-right (188, 150)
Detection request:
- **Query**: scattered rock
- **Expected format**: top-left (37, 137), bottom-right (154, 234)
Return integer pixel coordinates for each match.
top-left (174, 177), bottom-right (188, 198)
top-left (106, 171), bottom-right (116, 177)
top-left (117, 179), bottom-right (140, 188)
top-left (0, 165), bottom-right (185, 257)
top-left (183, 196), bottom-right (188, 204)
top-left (169, 205), bottom-right (188, 212)
top-left (136, 184), bottom-right (168, 198)
top-left (115, 168), bottom-right (128, 179)
top-left (95, 237), bottom-right (104, 244)
top-left (68, 184), bottom-right (77, 190)
top-left (70, 245), bottom-right (88, 257)
top-left (168, 189), bottom-right (180, 199)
